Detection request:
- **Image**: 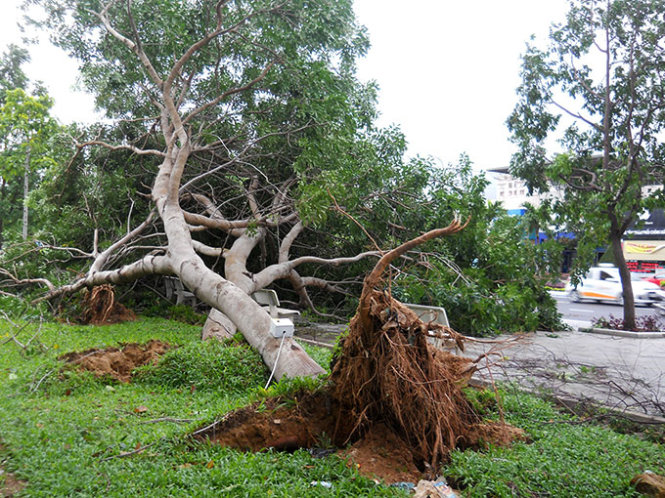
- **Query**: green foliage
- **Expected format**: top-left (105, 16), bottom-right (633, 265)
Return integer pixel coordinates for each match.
top-left (260, 373), bottom-right (329, 400)
top-left (0, 44), bottom-right (30, 96)
top-left (462, 386), bottom-right (502, 417)
top-left (135, 340), bottom-right (268, 392)
top-left (141, 303), bottom-right (206, 325)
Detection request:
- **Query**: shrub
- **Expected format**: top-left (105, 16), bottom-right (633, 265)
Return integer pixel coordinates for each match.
top-left (592, 314), bottom-right (665, 332)
top-left (134, 340), bottom-right (268, 392)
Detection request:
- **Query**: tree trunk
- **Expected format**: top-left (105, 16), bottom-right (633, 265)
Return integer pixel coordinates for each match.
top-left (176, 250), bottom-right (324, 380)
top-left (155, 175), bottom-right (324, 380)
top-left (610, 233), bottom-right (636, 330)
top-left (202, 309), bottom-right (237, 341)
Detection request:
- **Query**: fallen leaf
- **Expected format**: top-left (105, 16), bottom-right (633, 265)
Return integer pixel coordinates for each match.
top-left (134, 405), bottom-right (148, 413)
top-left (206, 460), bottom-right (215, 469)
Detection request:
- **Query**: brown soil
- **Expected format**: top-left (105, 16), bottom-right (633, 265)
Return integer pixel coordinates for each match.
top-left (0, 469), bottom-right (26, 497)
top-left (60, 340), bottom-right (172, 382)
top-left (80, 284), bottom-right (136, 325)
top-left (0, 445), bottom-right (27, 498)
top-left (195, 389), bottom-right (525, 484)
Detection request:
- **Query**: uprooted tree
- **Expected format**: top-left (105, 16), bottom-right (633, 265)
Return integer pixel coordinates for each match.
top-left (6, 0), bottom-right (456, 379)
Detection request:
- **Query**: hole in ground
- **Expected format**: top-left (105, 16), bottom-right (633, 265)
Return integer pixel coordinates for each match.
top-left (59, 340), bottom-right (173, 382)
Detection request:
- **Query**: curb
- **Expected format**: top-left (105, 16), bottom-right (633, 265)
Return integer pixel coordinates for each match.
top-left (579, 327), bottom-right (665, 338)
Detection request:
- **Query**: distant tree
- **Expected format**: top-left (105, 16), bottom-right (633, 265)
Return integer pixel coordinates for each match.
top-left (0, 44), bottom-right (30, 98)
top-left (508, 0), bottom-right (665, 330)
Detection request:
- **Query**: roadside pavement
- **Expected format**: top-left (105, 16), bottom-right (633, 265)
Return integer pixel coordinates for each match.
top-left (460, 328), bottom-right (665, 419)
top-left (296, 321), bottom-right (665, 419)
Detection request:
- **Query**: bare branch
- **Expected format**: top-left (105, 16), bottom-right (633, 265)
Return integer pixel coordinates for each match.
top-left (76, 139), bottom-right (166, 158)
top-left (0, 268), bottom-right (55, 291)
top-left (183, 60), bottom-right (276, 124)
top-left (550, 99), bottom-right (603, 132)
top-left (33, 252), bottom-right (171, 304)
top-left (192, 240), bottom-right (224, 257)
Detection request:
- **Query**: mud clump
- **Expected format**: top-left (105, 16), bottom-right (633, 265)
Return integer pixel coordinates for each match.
top-left (60, 340), bottom-right (172, 382)
top-left (340, 423), bottom-right (422, 483)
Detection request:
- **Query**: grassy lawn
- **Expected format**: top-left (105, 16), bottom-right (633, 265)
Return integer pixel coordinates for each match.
top-left (0, 317), bottom-right (663, 497)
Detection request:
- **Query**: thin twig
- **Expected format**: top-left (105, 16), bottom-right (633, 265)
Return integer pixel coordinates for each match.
top-left (139, 417), bottom-right (198, 424)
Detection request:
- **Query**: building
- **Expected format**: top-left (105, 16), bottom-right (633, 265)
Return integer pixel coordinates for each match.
top-left (623, 209), bottom-right (665, 272)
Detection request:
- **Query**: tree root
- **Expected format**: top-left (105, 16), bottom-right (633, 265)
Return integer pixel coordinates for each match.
top-left (330, 219), bottom-right (483, 469)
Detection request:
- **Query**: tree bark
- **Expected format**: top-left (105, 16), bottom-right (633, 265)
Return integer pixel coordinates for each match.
top-left (609, 230), bottom-right (636, 330)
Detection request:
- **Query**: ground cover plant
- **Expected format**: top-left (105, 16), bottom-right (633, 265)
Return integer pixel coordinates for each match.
top-left (0, 317), bottom-right (663, 497)
top-left (592, 314), bottom-right (665, 333)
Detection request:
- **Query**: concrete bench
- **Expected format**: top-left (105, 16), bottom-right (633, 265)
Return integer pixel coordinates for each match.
top-left (251, 289), bottom-right (301, 320)
top-left (164, 276), bottom-right (196, 306)
top-left (404, 303), bottom-right (450, 349)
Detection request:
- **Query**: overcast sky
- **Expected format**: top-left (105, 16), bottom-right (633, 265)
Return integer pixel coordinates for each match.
top-left (0, 0), bottom-right (569, 171)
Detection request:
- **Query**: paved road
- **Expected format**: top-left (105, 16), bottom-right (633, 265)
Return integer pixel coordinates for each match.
top-left (552, 290), bottom-right (663, 328)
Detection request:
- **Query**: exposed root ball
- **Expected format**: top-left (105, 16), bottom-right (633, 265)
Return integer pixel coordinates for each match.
top-left (81, 285), bottom-right (136, 325)
top-left (331, 291), bottom-right (479, 469)
top-left (330, 220), bottom-right (482, 469)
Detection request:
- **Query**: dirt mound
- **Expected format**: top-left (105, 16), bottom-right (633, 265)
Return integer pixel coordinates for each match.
top-left (194, 390), bottom-right (524, 484)
top-left (60, 340), bottom-right (172, 382)
top-left (80, 284), bottom-right (136, 325)
top-left (340, 423), bottom-right (422, 483)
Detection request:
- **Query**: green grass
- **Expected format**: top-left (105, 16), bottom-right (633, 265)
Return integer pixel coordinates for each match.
top-left (1, 317), bottom-right (664, 497)
top-left (445, 388), bottom-right (665, 497)
top-left (0, 317), bottom-right (396, 497)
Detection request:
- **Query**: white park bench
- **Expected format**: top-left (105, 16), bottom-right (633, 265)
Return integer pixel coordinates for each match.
top-left (404, 303), bottom-right (449, 327)
top-left (251, 289), bottom-right (301, 320)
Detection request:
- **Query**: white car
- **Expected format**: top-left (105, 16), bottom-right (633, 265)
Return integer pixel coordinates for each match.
top-left (566, 266), bottom-right (665, 305)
